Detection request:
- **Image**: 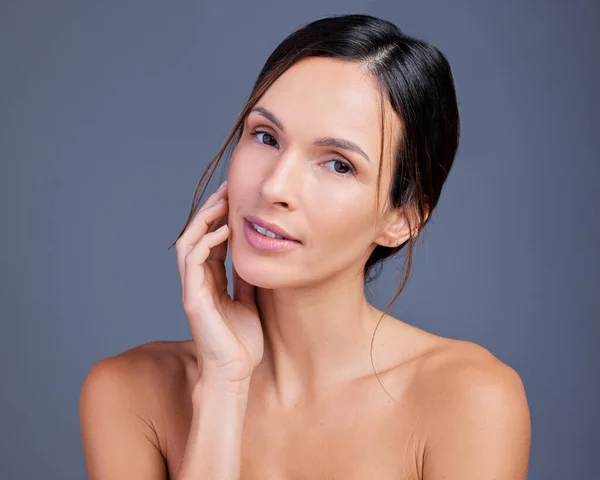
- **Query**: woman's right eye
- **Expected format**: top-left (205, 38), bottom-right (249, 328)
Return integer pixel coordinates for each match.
top-left (249, 129), bottom-right (278, 148)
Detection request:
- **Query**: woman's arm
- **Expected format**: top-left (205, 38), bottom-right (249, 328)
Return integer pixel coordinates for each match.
top-left (79, 357), bottom-right (168, 480)
top-left (174, 379), bottom-right (250, 480)
top-left (80, 353), bottom-right (251, 480)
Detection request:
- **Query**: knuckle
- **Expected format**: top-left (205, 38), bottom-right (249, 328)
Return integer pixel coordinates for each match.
top-left (175, 238), bottom-right (187, 252)
top-left (182, 295), bottom-right (202, 315)
top-left (184, 251), bottom-right (195, 265)
top-left (185, 243), bottom-right (209, 265)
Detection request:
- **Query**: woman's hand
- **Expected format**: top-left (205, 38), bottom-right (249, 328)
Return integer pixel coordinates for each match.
top-left (175, 180), bottom-right (264, 389)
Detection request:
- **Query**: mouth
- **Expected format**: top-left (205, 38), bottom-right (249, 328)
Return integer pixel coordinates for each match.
top-left (244, 215), bottom-right (300, 242)
top-left (243, 217), bottom-right (301, 252)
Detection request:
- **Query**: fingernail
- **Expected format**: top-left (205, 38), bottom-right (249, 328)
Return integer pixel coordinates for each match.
top-left (217, 180), bottom-right (228, 191)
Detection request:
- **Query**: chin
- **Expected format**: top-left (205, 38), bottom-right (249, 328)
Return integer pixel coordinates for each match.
top-left (230, 245), bottom-right (306, 290)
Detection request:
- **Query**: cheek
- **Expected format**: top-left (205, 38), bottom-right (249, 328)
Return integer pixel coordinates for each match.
top-left (228, 149), bottom-right (256, 193)
top-left (228, 145), bottom-right (265, 182)
top-left (310, 195), bottom-right (377, 246)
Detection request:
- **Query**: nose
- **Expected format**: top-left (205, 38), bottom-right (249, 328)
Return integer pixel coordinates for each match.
top-left (259, 148), bottom-right (303, 210)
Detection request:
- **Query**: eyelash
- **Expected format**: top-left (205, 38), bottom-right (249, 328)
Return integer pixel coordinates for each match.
top-left (248, 128), bottom-right (357, 177)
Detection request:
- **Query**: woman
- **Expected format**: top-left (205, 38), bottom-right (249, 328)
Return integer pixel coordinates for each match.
top-left (79, 13), bottom-right (531, 479)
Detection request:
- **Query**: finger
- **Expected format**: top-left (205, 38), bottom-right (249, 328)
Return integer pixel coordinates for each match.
top-left (206, 184), bottom-right (230, 234)
top-left (176, 199), bottom-right (228, 291)
top-left (175, 180), bottom-right (227, 292)
top-left (205, 211), bottom-right (230, 294)
top-left (207, 204), bottom-right (228, 235)
top-left (183, 181), bottom-right (229, 240)
top-left (206, 222), bottom-right (229, 266)
top-left (181, 225), bottom-right (241, 367)
top-left (182, 224), bottom-right (230, 311)
top-left (206, 206), bottom-right (230, 266)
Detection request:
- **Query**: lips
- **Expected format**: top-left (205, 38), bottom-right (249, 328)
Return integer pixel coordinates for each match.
top-left (244, 215), bottom-right (300, 242)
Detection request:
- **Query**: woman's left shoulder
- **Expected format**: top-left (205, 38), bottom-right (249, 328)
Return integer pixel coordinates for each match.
top-left (412, 337), bottom-right (529, 420)
top-left (428, 338), bottom-right (523, 385)
top-left (404, 339), bottom-right (531, 478)
top-left (386, 330), bottom-right (531, 477)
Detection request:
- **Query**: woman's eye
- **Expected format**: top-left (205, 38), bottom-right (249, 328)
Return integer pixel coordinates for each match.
top-left (323, 159), bottom-right (356, 176)
top-left (249, 128), bottom-right (356, 177)
top-left (250, 130), bottom-right (278, 147)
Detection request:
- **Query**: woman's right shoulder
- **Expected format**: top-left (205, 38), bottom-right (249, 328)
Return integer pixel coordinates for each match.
top-left (79, 341), bottom-right (199, 476)
top-left (80, 340), bottom-right (199, 425)
top-left (82, 340), bottom-right (199, 401)
top-left (79, 340), bottom-right (199, 460)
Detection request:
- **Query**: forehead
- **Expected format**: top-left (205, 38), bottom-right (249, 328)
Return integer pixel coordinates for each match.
top-left (253, 57), bottom-right (401, 161)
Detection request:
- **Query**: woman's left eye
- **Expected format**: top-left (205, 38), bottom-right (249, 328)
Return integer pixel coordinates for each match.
top-left (322, 159), bottom-right (356, 176)
top-left (249, 129), bottom-right (356, 177)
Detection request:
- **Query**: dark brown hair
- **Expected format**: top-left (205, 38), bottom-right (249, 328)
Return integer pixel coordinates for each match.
top-left (170, 13), bottom-right (460, 399)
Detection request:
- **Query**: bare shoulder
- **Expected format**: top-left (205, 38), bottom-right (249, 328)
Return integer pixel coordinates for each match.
top-left (80, 340), bottom-right (197, 452)
top-left (83, 340), bottom-right (195, 397)
top-left (79, 340), bottom-right (199, 478)
top-left (410, 337), bottom-right (529, 412)
top-left (416, 338), bottom-right (527, 396)
top-left (410, 337), bottom-right (531, 476)
top-left (373, 316), bottom-right (527, 411)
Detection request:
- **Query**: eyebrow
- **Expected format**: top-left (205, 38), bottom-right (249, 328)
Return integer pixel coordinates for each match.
top-left (249, 106), bottom-right (371, 163)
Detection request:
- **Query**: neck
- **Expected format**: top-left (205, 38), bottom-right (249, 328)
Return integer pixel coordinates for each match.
top-left (251, 269), bottom-right (383, 408)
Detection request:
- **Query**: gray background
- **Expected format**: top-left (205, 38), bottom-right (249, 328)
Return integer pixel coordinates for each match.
top-left (1, 0), bottom-right (598, 478)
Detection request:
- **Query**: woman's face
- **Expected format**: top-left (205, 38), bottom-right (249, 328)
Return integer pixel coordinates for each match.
top-left (227, 57), bottom-right (404, 288)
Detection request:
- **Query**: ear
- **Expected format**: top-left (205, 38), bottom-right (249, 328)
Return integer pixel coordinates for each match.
top-left (373, 207), bottom-right (411, 248)
top-left (374, 203), bottom-right (429, 248)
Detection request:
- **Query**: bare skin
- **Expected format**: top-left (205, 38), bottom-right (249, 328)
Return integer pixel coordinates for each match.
top-left (80, 57), bottom-right (530, 478)
top-left (80, 320), bottom-right (528, 479)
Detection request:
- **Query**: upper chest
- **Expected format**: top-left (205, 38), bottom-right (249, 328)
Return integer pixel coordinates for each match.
top-left (162, 371), bottom-right (426, 479)
top-left (240, 388), bottom-right (424, 479)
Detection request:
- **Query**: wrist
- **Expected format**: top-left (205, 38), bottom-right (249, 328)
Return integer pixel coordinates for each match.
top-left (193, 377), bottom-right (251, 400)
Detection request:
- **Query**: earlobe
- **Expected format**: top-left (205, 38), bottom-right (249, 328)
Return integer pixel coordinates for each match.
top-left (380, 227), bottom-right (418, 248)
